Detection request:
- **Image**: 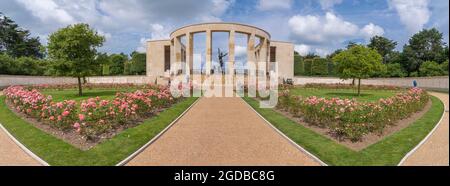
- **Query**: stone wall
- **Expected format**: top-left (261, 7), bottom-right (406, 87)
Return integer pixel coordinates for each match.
top-left (0, 75), bottom-right (78, 88)
top-left (294, 76), bottom-right (449, 90)
top-left (0, 75), bottom-right (155, 88)
top-left (1, 75), bottom-right (448, 91)
top-left (86, 76), bottom-right (155, 84)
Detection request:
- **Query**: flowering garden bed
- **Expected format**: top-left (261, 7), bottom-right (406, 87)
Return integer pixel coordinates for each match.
top-left (0, 85), bottom-right (197, 165)
top-left (244, 85), bottom-right (444, 165)
top-left (277, 87), bottom-right (429, 142)
top-left (3, 84), bottom-right (180, 150)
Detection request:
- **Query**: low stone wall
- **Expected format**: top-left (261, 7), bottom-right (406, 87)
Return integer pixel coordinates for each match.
top-left (1, 75), bottom-right (448, 91)
top-left (0, 75), bottom-right (78, 88)
top-left (294, 76), bottom-right (449, 90)
top-left (86, 76), bottom-right (154, 84)
top-left (0, 75), bottom-right (156, 88)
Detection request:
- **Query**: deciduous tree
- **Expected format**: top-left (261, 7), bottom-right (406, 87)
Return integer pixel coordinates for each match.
top-left (47, 23), bottom-right (105, 96)
top-left (332, 45), bottom-right (385, 96)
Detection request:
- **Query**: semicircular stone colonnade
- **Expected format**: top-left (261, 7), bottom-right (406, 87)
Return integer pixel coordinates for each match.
top-left (146, 22), bottom-right (294, 84)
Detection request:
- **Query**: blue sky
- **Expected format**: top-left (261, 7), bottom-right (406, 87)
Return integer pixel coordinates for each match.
top-left (1, 0), bottom-right (448, 57)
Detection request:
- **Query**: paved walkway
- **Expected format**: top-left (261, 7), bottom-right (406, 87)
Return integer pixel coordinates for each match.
top-left (401, 92), bottom-right (449, 166)
top-left (127, 97), bottom-right (320, 166)
top-left (0, 91), bottom-right (41, 166)
top-left (0, 125), bottom-right (41, 166)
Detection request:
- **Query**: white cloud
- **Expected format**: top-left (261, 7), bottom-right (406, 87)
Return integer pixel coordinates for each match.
top-left (289, 12), bottom-right (358, 44)
top-left (257, 0), bottom-right (292, 11)
top-left (97, 30), bottom-right (112, 40)
top-left (16, 0), bottom-right (75, 25)
top-left (294, 44), bottom-right (332, 57)
top-left (149, 24), bottom-right (170, 40)
top-left (388, 0), bottom-right (431, 34)
top-left (289, 12), bottom-right (385, 57)
top-left (136, 24), bottom-right (171, 52)
top-left (294, 44), bottom-right (311, 56)
top-left (288, 12), bottom-right (384, 44)
top-left (235, 45), bottom-right (247, 57)
top-left (136, 38), bottom-right (148, 53)
top-left (360, 23), bottom-right (385, 40)
top-left (318, 0), bottom-right (343, 10)
top-left (9, 0), bottom-right (234, 54)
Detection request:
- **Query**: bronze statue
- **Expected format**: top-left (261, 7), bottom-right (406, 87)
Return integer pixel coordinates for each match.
top-left (218, 48), bottom-right (227, 74)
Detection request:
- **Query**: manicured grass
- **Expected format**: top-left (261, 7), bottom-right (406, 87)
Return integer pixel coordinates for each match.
top-left (0, 95), bottom-right (198, 165)
top-left (41, 88), bottom-right (137, 102)
top-left (288, 88), bottom-right (398, 102)
top-left (244, 95), bottom-right (444, 165)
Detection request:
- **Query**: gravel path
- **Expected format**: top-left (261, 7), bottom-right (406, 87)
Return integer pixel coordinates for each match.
top-left (0, 91), bottom-right (41, 166)
top-left (126, 97), bottom-right (321, 166)
top-left (0, 124), bottom-right (41, 166)
top-left (401, 92), bottom-right (449, 166)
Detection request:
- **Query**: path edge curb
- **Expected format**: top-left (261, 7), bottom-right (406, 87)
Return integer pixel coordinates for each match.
top-left (397, 95), bottom-right (447, 166)
top-left (241, 98), bottom-right (328, 166)
top-left (116, 97), bottom-right (201, 166)
top-left (0, 122), bottom-right (49, 166)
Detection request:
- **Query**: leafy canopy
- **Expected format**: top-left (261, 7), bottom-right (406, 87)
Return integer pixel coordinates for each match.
top-left (332, 45), bottom-right (385, 80)
top-left (0, 12), bottom-right (43, 58)
top-left (47, 23), bottom-right (105, 77)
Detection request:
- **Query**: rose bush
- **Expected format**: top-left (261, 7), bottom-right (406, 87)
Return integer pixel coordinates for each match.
top-left (3, 84), bottom-right (178, 141)
top-left (277, 87), bottom-right (429, 141)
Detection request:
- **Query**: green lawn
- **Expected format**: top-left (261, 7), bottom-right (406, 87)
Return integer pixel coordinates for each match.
top-left (244, 95), bottom-right (444, 165)
top-left (41, 88), bottom-right (137, 102)
top-left (0, 90), bottom-right (197, 165)
top-left (288, 88), bottom-right (398, 102)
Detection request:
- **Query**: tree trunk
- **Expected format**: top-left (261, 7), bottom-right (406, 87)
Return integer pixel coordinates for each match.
top-left (77, 76), bottom-right (83, 96)
top-left (83, 76), bottom-right (87, 84)
top-left (357, 78), bottom-right (361, 96)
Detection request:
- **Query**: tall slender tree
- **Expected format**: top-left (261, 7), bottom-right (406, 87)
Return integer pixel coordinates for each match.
top-left (47, 23), bottom-right (105, 96)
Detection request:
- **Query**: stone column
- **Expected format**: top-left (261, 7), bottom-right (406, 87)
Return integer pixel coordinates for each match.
top-left (173, 36), bottom-right (181, 65)
top-left (247, 33), bottom-right (256, 64)
top-left (228, 30), bottom-right (235, 75)
top-left (186, 32), bottom-right (193, 75)
top-left (259, 37), bottom-right (268, 74)
top-left (226, 30), bottom-right (236, 95)
top-left (205, 29), bottom-right (212, 75)
top-left (247, 33), bottom-right (257, 95)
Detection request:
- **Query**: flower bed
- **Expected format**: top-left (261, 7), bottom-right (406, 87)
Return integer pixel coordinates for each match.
top-left (3, 85), bottom-right (179, 142)
top-left (277, 87), bottom-right (429, 141)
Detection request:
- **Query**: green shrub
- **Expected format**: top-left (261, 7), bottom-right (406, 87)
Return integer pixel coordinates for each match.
top-left (311, 58), bottom-right (329, 76)
top-left (410, 71), bottom-right (419, 77)
top-left (441, 60), bottom-right (448, 75)
top-left (303, 58), bottom-right (313, 76)
top-left (294, 55), bottom-right (304, 76)
top-left (419, 61), bottom-right (444, 76)
top-left (385, 63), bottom-right (407, 77)
top-left (0, 54), bottom-right (14, 74)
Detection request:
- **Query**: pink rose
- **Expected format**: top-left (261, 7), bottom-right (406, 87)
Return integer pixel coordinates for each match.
top-left (78, 114), bottom-right (85, 121)
top-left (62, 110), bottom-right (70, 117)
top-left (73, 122), bottom-right (80, 128)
